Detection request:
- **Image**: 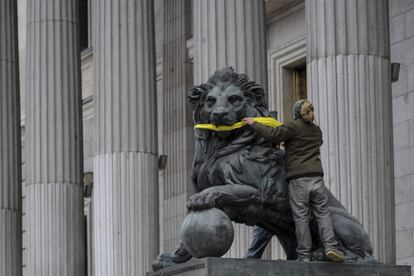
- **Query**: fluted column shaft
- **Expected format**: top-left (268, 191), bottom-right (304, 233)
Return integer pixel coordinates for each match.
top-left (161, 0), bottom-right (194, 253)
top-left (193, 0), bottom-right (267, 87)
top-left (193, 0), bottom-right (267, 258)
top-left (93, 1), bottom-right (159, 275)
top-left (306, 0), bottom-right (395, 263)
top-left (0, 0), bottom-right (22, 275)
top-left (25, 0), bottom-right (85, 275)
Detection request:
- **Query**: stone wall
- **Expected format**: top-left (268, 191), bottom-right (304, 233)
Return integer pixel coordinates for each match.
top-left (267, 3), bottom-right (306, 51)
top-left (389, 0), bottom-right (414, 273)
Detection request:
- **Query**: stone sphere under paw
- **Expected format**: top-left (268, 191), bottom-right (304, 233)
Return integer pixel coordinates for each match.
top-left (181, 208), bottom-right (234, 258)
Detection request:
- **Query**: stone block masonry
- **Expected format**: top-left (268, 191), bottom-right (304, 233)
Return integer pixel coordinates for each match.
top-left (147, 258), bottom-right (412, 276)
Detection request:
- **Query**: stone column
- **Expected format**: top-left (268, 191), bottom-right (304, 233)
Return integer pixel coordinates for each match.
top-left (161, 0), bottom-right (194, 253)
top-left (306, 0), bottom-right (395, 263)
top-left (0, 1), bottom-right (22, 275)
top-left (92, 0), bottom-right (159, 275)
top-left (25, 0), bottom-right (86, 275)
top-left (193, 0), bottom-right (267, 258)
top-left (193, 0), bottom-right (267, 87)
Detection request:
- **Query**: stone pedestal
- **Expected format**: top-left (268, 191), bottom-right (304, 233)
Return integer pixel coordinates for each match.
top-left (147, 258), bottom-right (412, 276)
top-left (192, 0), bottom-right (267, 258)
top-left (25, 0), bottom-right (85, 274)
top-left (306, 0), bottom-right (395, 263)
top-left (0, 1), bottom-right (22, 275)
top-left (92, 0), bottom-right (159, 275)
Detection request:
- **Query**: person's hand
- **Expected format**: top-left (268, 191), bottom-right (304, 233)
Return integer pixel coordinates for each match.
top-left (242, 117), bottom-right (255, 125)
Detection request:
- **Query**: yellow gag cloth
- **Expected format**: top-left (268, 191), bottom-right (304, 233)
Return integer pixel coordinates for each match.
top-left (194, 117), bottom-right (282, 132)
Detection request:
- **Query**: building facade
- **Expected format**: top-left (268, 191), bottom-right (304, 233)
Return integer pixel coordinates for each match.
top-left (0, 0), bottom-right (410, 275)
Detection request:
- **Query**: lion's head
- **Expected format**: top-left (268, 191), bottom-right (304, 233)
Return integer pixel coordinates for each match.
top-left (188, 68), bottom-right (269, 126)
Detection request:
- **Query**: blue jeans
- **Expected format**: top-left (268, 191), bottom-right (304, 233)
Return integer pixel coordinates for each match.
top-left (244, 226), bottom-right (273, 258)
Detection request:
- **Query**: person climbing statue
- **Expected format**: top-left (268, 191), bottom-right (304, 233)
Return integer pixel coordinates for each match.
top-left (243, 99), bottom-right (345, 262)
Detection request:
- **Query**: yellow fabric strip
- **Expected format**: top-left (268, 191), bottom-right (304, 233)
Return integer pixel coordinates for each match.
top-left (194, 117), bottom-right (282, 131)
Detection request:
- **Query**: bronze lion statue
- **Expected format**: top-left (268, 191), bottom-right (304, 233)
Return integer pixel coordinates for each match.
top-left (152, 68), bottom-right (375, 271)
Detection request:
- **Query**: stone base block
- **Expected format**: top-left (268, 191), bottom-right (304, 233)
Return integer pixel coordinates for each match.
top-left (147, 257), bottom-right (411, 276)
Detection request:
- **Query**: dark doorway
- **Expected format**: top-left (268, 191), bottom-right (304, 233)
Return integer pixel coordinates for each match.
top-left (79, 0), bottom-right (89, 50)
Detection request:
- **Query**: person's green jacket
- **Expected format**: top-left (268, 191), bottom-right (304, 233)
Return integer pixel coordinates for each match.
top-left (251, 118), bottom-right (324, 181)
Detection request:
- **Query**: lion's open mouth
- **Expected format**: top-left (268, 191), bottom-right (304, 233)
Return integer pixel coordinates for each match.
top-left (194, 117), bottom-right (282, 132)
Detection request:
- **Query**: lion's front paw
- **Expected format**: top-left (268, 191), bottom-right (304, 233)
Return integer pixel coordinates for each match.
top-left (152, 253), bottom-right (175, 271)
top-left (187, 191), bottom-right (222, 211)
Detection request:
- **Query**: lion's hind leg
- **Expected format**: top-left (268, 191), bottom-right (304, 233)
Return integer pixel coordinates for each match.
top-left (329, 206), bottom-right (375, 262)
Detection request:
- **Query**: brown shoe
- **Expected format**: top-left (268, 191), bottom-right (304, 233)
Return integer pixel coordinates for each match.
top-left (325, 249), bottom-right (345, 262)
